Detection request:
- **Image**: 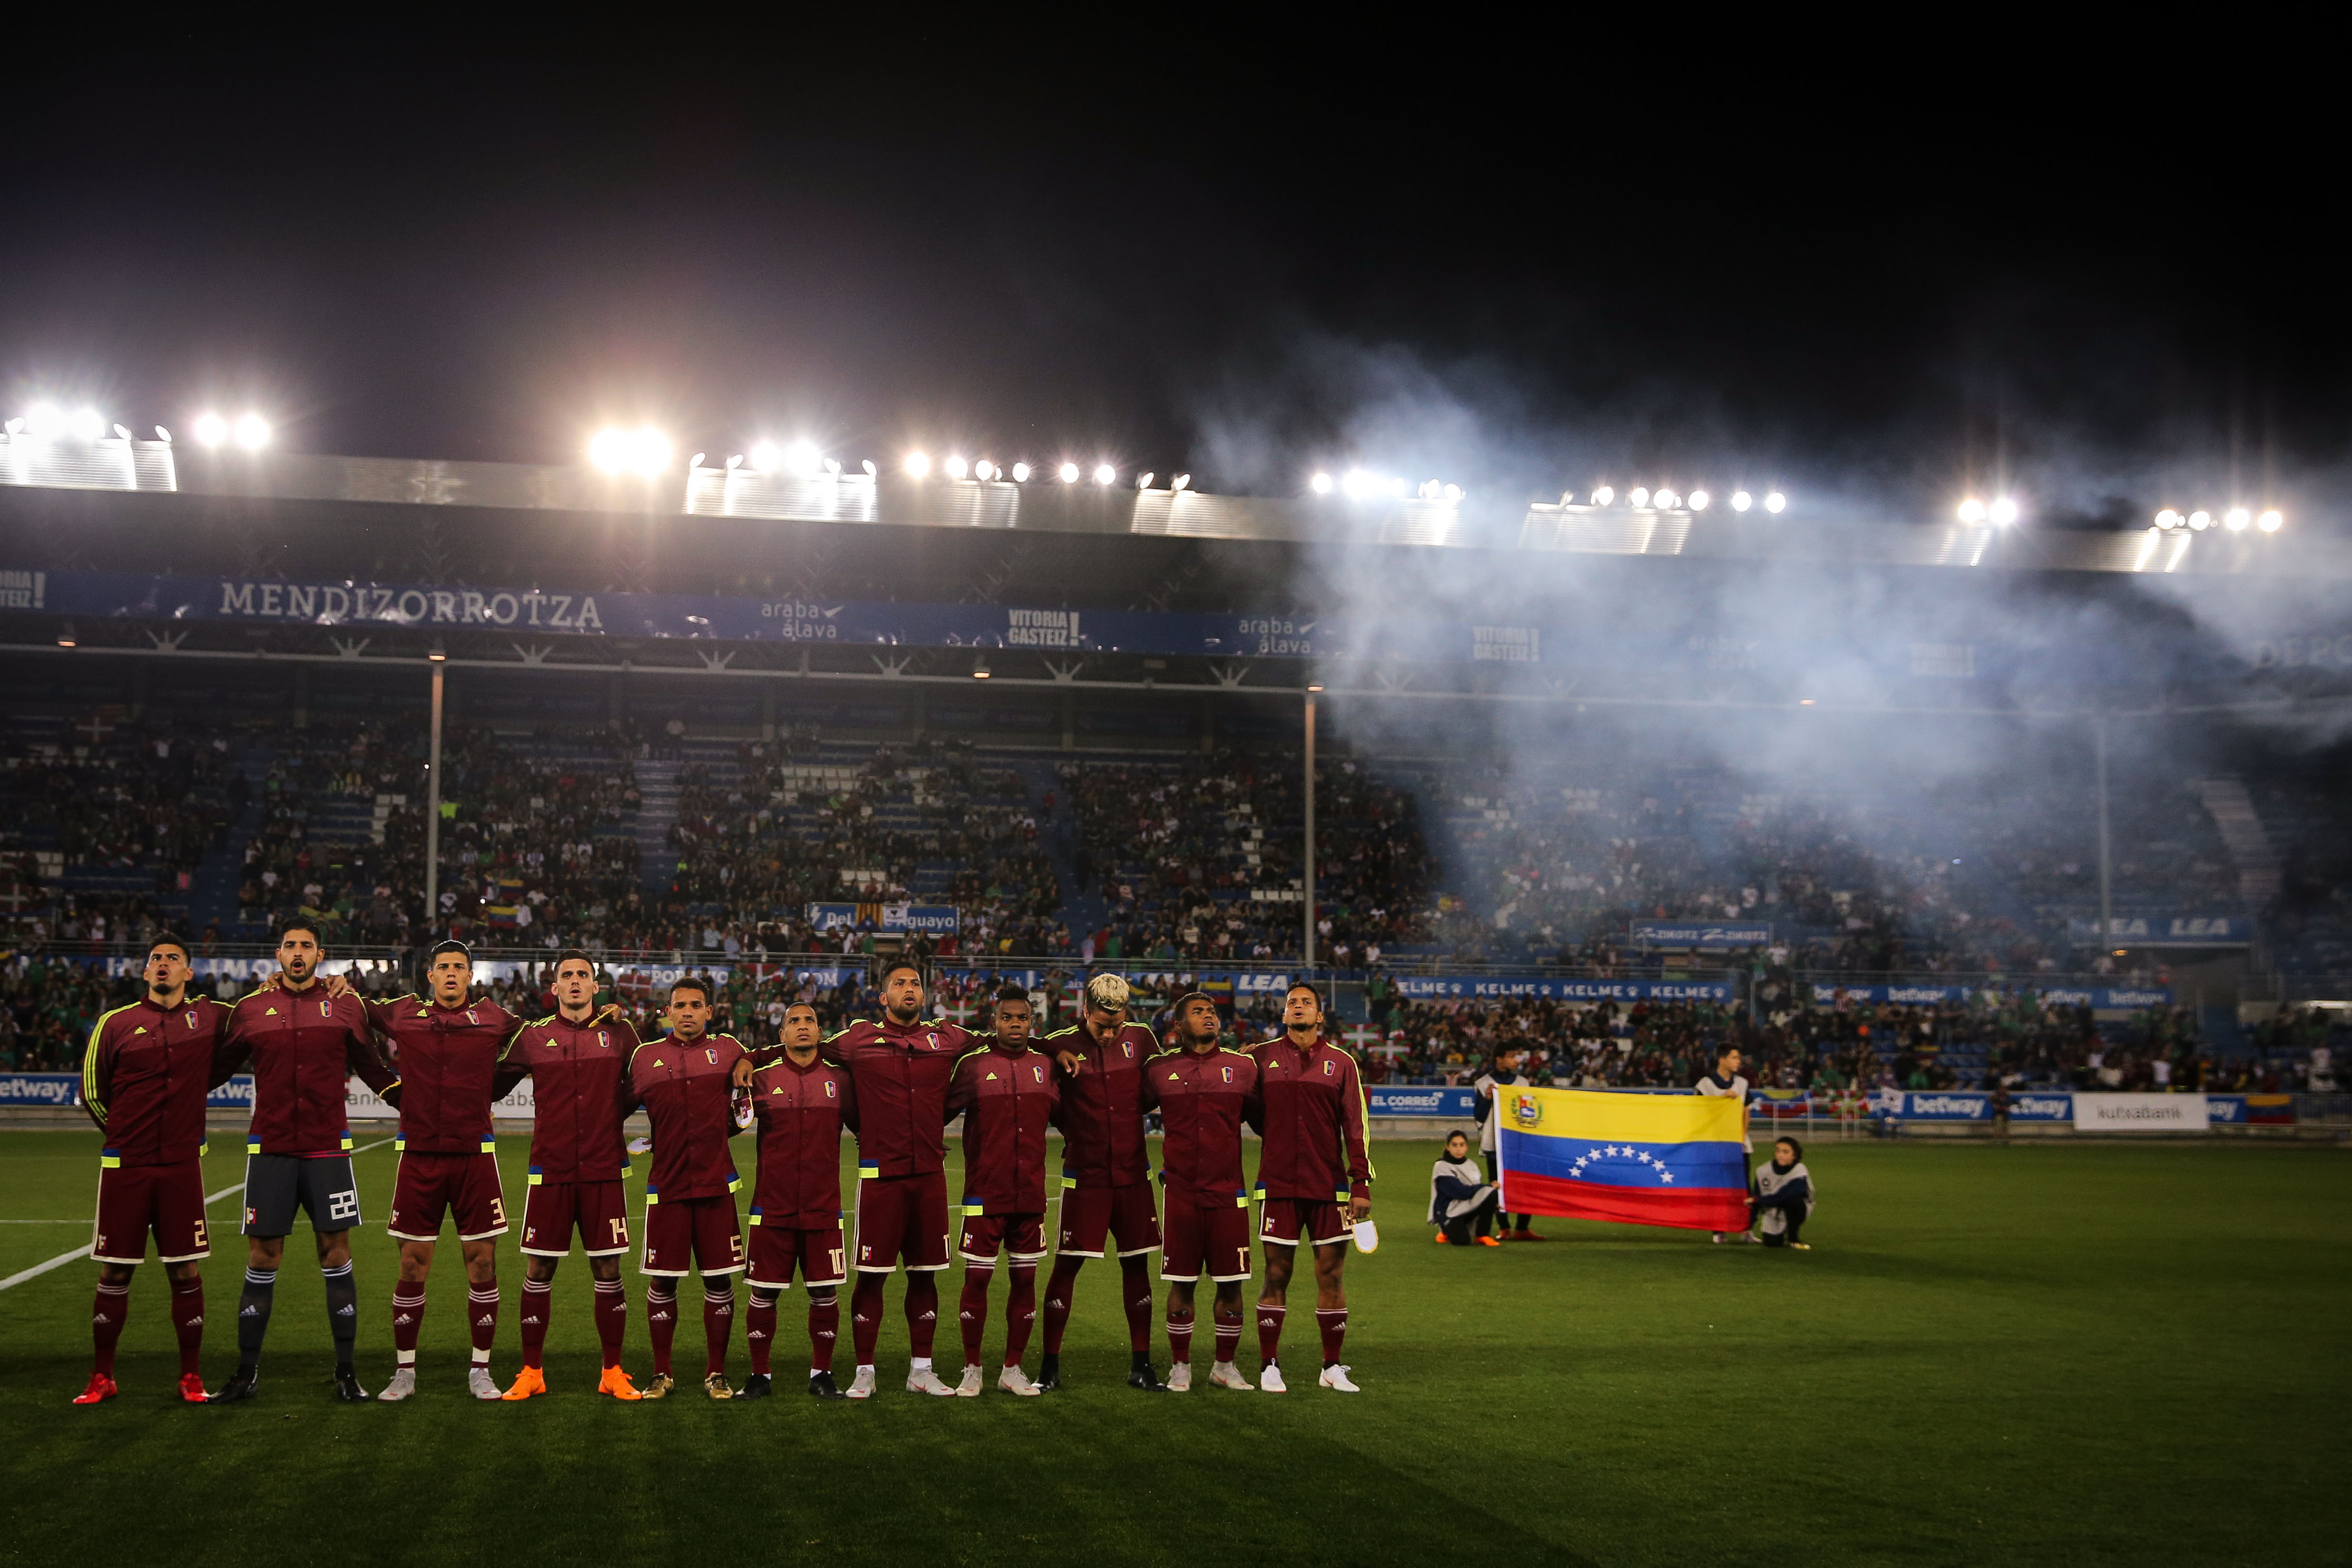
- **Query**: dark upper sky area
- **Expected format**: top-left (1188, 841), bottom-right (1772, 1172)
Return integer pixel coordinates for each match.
top-left (2, 28), bottom-right (2335, 521)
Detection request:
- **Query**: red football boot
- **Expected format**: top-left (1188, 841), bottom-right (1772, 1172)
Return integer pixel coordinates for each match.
top-left (72, 1372), bottom-right (118, 1405)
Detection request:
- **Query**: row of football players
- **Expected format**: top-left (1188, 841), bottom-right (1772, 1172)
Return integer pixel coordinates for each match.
top-left (75, 931), bottom-right (1375, 1403)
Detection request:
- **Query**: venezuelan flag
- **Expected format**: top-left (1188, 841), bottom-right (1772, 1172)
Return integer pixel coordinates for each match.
top-left (1496, 1087), bottom-right (1748, 1232)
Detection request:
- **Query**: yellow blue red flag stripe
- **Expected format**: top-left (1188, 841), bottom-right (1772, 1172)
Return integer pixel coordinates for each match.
top-left (1496, 1087), bottom-right (1747, 1231)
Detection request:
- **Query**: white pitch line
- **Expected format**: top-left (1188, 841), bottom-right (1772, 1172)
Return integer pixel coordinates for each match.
top-left (0, 1135), bottom-right (399, 1294)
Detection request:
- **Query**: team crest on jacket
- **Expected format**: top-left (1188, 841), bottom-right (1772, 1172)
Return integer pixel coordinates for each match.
top-left (1323, 1061), bottom-right (1335, 1076)
top-left (1221, 1066), bottom-right (1233, 1081)
top-left (825, 1082), bottom-right (838, 1098)
top-left (1512, 1092), bottom-right (1543, 1128)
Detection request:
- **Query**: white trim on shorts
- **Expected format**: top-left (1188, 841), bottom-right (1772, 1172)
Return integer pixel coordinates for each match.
top-left (639, 1261), bottom-right (745, 1278)
top-left (158, 1246), bottom-right (210, 1264)
top-left (457, 1223), bottom-right (510, 1242)
top-left (1116, 1244), bottom-right (1157, 1259)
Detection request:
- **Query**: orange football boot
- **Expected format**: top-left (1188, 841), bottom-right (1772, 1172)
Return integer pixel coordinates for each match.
top-left (596, 1365), bottom-right (643, 1401)
top-left (501, 1365), bottom-right (548, 1401)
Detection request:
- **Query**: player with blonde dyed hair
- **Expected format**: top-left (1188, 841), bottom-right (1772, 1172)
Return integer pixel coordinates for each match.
top-left (1037, 970), bottom-right (1169, 1392)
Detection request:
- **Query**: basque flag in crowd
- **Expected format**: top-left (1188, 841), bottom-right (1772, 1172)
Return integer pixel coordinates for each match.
top-left (1496, 1087), bottom-right (1748, 1232)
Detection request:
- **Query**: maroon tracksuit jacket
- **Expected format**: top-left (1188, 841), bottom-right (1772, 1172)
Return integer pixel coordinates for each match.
top-left (748, 1052), bottom-right (857, 1228)
top-left (81, 995), bottom-right (235, 1165)
top-left (1142, 1044), bottom-right (1261, 1202)
top-left (497, 1011), bottom-right (642, 1182)
top-left (820, 1017), bottom-right (974, 1179)
top-left (944, 1041), bottom-right (1060, 1215)
top-left (1247, 1033), bottom-right (1374, 1202)
top-left (365, 995), bottom-right (519, 1154)
top-left (216, 985), bottom-right (397, 1156)
top-left (1039, 1020), bottom-right (1155, 1191)
top-left (627, 1031), bottom-right (748, 1201)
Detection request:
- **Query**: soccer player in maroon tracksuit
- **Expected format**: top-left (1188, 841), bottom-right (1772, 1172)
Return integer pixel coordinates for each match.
top-left (1141, 991), bottom-right (1261, 1393)
top-left (739, 1000), bottom-right (856, 1401)
top-left (826, 960), bottom-right (974, 1401)
top-left (1248, 981), bottom-right (1374, 1394)
top-left (627, 975), bottom-right (751, 1399)
top-left (209, 922), bottom-right (399, 1403)
top-left (497, 950), bottom-right (646, 1401)
top-left (74, 935), bottom-right (232, 1405)
top-left (1038, 971), bottom-right (1167, 1392)
top-left (944, 985), bottom-right (1060, 1397)
top-left (364, 939), bottom-right (521, 1402)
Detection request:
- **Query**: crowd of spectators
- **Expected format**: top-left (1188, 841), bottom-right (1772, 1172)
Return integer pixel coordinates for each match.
top-left (1067, 750), bottom-right (1429, 965)
top-left (1422, 760), bottom-right (2250, 977)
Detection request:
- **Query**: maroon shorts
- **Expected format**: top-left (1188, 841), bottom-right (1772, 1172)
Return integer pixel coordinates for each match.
top-left (1161, 1192), bottom-right (1252, 1282)
top-left (520, 1179), bottom-right (631, 1257)
top-left (958, 1211), bottom-right (1047, 1265)
top-left (92, 1160), bottom-right (209, 1265)
top-left (642, 1192), bottom-right (745, 1277)
top-left (852, 1169), bottom-right (951, 1273)
top-left (1257, 1195), bottom-right (1351, 1250)
top-left (747, 1218), bottom-right (847, 1289)
top-left (388, 1150), bottom-right (508, 1242)
top-left (1056, 1183), bottom-right (1162, 1259)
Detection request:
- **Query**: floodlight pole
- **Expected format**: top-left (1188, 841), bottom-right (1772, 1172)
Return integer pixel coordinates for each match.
top-left (425, 658), bottom-right (445, 941)
top-left (1302, 687), bottom-right (1317, 972)
top-left (2093, 713), bottom-right (2113, 948)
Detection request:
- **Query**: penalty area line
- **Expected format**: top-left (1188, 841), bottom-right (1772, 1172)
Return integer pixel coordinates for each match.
top-left (0, 1134), bottom-right (398, 1294)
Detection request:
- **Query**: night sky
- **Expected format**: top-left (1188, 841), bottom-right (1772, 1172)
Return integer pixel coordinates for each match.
top-left (4, 31), bottom-right (2334, 521)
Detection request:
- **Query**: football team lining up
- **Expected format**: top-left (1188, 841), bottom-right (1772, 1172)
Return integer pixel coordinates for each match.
top-left (71, 929), bottom-right (1376, 1406)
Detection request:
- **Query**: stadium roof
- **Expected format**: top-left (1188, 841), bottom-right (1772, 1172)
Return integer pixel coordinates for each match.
top-left (0, 434), bottom-right (2323, 579)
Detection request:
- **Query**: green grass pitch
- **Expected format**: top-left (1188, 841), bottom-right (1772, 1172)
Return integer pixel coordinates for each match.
top-left (0, 1130), bottom-right (2345, 1567)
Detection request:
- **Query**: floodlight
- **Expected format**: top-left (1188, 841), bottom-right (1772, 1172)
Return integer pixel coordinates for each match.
top-left (973, 459), bottom-right (996, 481)
top-left (194, 413), bottom-right (229, 447)
top-left (233, 413), bottom-right (269, 450)
top-left (1138, 472), bottom-right (1155, 489)
top-left (111, 423), bottom-right (131, 441)
top-left (68, 408), bottom-right (105, 441)
top-left (590, 427), bottom-right (668, 476)
top-left (1591, 485), bottom-right (1615, 507)
top-left (1385, 476), bottom-right (1407, 497)
top-left (1172, 474), bottom-right (1190, 492)
top-left (904, 451), bottom-right (932, 478)
top-left (1011, 462), bottom-right (1030, 482)
top-left (750, 441), bottom-right (780, 472)
top-left (1418, 480), bottom-right (1438, 499)
top-left (2188, 509), bottom-right (2212, 531)
top-left (1688, 489), bottom-right (1710, 511)
top-left (1655, 488), bottom-right (1680, 510)
top-left (1310, 472), bottom-right (1334, 495)
top-left (1764, 491), bottom-right (1787, 513)
top-left (1443, 483), bottom-right (1463, 502)
top-left (153, 426), bottom-right (170, 442)
top-left (2154, 509), bottom-right (2181, 529)
top-left (972, 655), bottom-right (990, 679)
top-left (2225, 507), bottom-right (2250, 530)
top-left (1629, 487), bottom-right (1651, 509)
top-left (2258, 509), bottom-right (2283, 532)
top-left (688, 452), bottom-right (705, 469)
top-left (1989, 497), bottom-right (2020, 526)
top-left (1957, 498), bottom-right (1986, 524)
top-left (1094, 464), bottom-right (1116, 485)
top-left (24, 402), bottom-right (57, 437)
top-left (2, 419), bottom-right (20, 435)
top-left (780, 440), bottom-right (817, 475)
top-left (1060, 462), bottom-right (1081, 482)
top-left (1341, 469), bottom-right (1373, 499)
top-left (944, 455), bottom-right (968, 479)
top-left (862, 459), bottom-right (877, 476)
top-left (1731, 489), bottom-right (1753, 512)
